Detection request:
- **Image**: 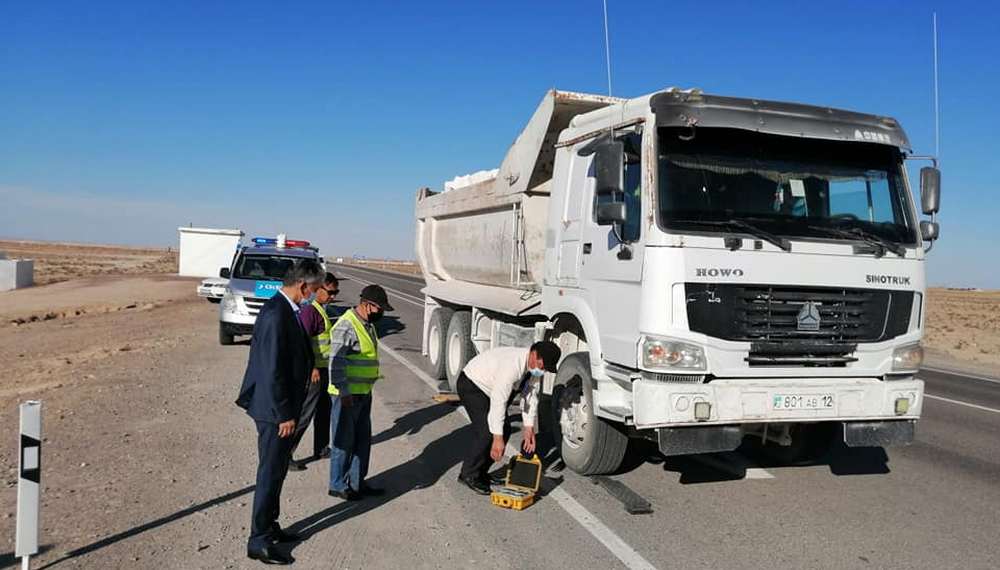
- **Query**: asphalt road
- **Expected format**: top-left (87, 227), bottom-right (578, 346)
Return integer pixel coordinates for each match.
top-left (331, 263), bottom-right (1000, 570)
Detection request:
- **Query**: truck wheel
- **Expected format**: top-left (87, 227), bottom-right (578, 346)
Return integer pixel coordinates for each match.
top-left (445, 311), bottom-right (475, 392)
top-left (551, 353), bottom-right (628, 475)
top-left (219, 324), bottom-right (235, 346)
top-left (426, 307), bottom-right (454, 380)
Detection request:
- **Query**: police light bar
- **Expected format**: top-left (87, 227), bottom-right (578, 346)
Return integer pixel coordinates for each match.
top-left (251, 237), bottom-right (310, 248)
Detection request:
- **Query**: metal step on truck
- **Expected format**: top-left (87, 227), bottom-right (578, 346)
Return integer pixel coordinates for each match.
top-left (415, 88), bottom-right (942, 475)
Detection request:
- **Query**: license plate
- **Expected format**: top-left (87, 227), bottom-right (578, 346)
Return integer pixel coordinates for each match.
top-left (772, 394), bottom-right (834, 410)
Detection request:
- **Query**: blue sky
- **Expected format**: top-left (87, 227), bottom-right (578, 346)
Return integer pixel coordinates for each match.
top-left (1, 1), bottom-right (997, 287)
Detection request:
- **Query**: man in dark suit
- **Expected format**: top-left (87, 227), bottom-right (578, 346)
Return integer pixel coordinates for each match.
top-left (236, 259), bottom-right (324, 565)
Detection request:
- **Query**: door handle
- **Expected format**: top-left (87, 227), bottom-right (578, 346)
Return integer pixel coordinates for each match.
top-left (583, 243), bottom-right (592, 254)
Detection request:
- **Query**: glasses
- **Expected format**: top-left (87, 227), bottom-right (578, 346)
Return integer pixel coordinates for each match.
top-left (324, 288), bottom-right (339, 296)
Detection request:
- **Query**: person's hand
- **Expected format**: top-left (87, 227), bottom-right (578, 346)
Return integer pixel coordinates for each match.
top-left (340, 394), bottom-right (354, 407)
top-left (490, 435), bottom-right (506, 462)
top-left (522, 426), bottom-right (536, 455)
top-left (311, 368), bottom-right (321, 384)
top-left (278, 420), bottom-right (296, 438)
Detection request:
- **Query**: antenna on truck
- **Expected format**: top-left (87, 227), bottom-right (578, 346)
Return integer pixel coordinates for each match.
top-left (602, 0), bottom-right (613, 102)
top-left (932, 11), bottom-right (940, 161)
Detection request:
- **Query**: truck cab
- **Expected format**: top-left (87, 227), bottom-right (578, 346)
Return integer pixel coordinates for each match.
top-left (218, 235), bottom-right (323, 345)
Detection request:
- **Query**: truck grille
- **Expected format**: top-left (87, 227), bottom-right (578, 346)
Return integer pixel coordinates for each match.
top-left (686, 284), bottom-right (913, 366)
top-left (243, 297), bottom-right (268, 316)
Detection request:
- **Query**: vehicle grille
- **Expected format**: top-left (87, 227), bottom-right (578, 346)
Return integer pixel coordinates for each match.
top-left (686, 283), bottom-right (912, 345)
top-left (243, 297), bottom-right (268, 316)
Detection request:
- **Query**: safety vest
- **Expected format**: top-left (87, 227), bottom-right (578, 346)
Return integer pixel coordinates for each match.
top-left (328, 309), bottom-right (380, 396)
top-left (310, 300), bottom-right (333, 368)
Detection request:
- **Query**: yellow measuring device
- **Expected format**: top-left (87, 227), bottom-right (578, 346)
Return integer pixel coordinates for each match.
top-left (490, 454), bottom-right (542, 511)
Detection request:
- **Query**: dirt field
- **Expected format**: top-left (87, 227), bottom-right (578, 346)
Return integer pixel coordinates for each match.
top-left (0, 240), bottom-right (178, 286)
top-left (923, 288), bottom-right (1000, 375)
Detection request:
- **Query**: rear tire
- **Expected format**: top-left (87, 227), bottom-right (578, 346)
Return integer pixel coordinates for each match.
top-left (551, 353), bottom-right (628, 475)
top-left (219, 324), bottom-right (235, 346)
top-left (445, 311), bottom-right (475, 393)
top-left (426, 307), bottom-right (454, 380)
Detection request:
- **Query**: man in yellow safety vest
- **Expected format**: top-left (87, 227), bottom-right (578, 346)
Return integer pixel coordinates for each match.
top-left (288, 272), bottom-right (340, 471)
top-left (327, 284), bottom-right (394, 500)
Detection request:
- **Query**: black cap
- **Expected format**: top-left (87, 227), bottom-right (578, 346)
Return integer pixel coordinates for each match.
top-left (530, 341), bottom-right (562, 373)
top-left (359, 284), bottom-right (394, 311)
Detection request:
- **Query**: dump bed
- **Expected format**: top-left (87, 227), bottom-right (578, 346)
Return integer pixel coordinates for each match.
top-left (415, 90), bottom-right (620, 314)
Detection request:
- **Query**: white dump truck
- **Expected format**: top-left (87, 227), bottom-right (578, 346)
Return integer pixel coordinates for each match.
top-left (415, 88), bottom-right (941, 475)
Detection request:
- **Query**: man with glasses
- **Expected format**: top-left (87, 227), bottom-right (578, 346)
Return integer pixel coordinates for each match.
top-left (288, 272), bottom-right (340, 471)
top-left (327, 284), bottom-right (394, 500)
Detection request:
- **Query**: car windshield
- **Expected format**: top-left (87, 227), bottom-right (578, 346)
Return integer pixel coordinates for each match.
top-left (657, 127), bottom-right (917, 245)
top-left (232, 254), bottom-right (303, 280)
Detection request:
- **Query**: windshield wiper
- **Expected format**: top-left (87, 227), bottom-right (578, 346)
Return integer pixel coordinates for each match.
top-left (808, 225), bottom-right (906, 258)
top-left (682, 219), bottom-right (792, 252)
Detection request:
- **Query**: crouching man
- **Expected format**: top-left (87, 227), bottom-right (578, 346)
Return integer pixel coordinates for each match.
top-left (455, 341), bottom-right (561, 495)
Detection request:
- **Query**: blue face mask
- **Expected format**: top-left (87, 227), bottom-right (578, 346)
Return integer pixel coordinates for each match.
top-left (300, 292), bottom-right (316, 306)
top-left (528, 367), bottom-right (545, 378)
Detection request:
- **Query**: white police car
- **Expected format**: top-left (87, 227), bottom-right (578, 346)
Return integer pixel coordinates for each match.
top-left (218, 235), bottom-right (323, 345)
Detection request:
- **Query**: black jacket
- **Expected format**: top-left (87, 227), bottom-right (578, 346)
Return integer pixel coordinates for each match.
top-left (235, 293), bottom-right (314, 423)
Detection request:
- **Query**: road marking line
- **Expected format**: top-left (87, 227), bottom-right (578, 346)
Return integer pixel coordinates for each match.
top-left (379, 343), bottom-right (659, 570)
top-left (745, 468), bottom-right (776, 479)
top-left (689, 454), bottom-right (775, 480)
top-left (924, 393), bottom-right (1000, 414)
top-left (339, 270), bottom-right (425, 307)
top-left (921, 367), bottom-right (1000, 385)
top-left (333, 263), bottom-right (425, 285)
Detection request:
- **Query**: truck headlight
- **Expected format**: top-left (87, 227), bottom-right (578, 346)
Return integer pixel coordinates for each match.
top-left (221, 294), bottom-right (239, 314)
top-left (891, 343), bottom-right (924, 373)
top-left (640, 335), bottom-right (706, 372)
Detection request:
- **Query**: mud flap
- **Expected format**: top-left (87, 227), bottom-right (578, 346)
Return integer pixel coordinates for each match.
top-left (843, 420), bottom-right (916, 447)
top-left (657, 425), bottom-right (743, 456)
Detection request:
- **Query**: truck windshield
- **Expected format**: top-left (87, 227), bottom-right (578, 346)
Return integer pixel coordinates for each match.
top-left (657, 127), bottom-right (916, 245)
top-left (232, 254), bottom-right (302, 281)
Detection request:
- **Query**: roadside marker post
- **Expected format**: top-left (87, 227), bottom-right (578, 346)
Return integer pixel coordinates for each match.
top-left (16, 401), bottom-right (42, 570)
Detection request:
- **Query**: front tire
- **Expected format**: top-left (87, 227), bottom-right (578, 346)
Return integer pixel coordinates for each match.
top-left (445, 311), bottom-right (475, 392)
top-left (219, 324), bottom-right (235, 346)
top-left (426, 307), bottom-right (454, 381)
top-left (551, 353), bottom-right (628, 475)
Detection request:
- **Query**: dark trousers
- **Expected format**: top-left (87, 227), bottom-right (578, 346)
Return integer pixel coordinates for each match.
top-left (457, 372), bottom-right (512, 481)
top-left (249, 420), bottom-right (293, 550)
top-left (290, 368), bottom-right (332, 458)
top-left (328, 393), bottom-right (373, 492)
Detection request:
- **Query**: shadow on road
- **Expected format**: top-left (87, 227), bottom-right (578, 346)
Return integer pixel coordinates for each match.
top-left (1, 546), bottom-right (53, 569)
top-left (284, 408), bottom-right (470, 550)
top-left (35, 485), bottom-right (256, 569)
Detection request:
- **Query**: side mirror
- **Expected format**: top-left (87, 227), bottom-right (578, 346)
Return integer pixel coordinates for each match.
top-left (595, 139), bottom-right (624, 197)
top-left (920, 220), bottom-right (939, 242)
top-left (920, 167), bottom-right (941, 215)
top-left (219, 267), bottom-right (231, 279)
top-left (595, 202), bottom-right (627, 226)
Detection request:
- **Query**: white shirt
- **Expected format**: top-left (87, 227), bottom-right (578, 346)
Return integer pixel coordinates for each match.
top-left (462, 347), bottom-right (539, 436)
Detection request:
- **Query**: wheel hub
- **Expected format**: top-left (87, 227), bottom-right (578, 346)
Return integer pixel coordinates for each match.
top-left (558, 385), bottom-right (588, 449)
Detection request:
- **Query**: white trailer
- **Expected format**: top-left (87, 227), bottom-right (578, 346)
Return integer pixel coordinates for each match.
top-left (177, 227), bottom-right (244, 278)
top-left (415, 88), bottom-right (941, 475)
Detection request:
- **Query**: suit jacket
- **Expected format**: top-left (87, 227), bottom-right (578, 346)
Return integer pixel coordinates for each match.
top-left (236, 292), bottom-right (314, 423)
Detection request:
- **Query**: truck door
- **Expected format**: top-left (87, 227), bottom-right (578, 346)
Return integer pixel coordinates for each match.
top-left (579, 130), bottom-right (645, 362)
top-left (555, 150), bottom-right (593, 286)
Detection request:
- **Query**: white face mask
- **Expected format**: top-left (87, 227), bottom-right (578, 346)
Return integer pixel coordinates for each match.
top-left (528, 367), bottom-right (545, 378)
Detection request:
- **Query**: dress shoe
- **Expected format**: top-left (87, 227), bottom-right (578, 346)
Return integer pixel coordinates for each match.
top-left (315, 447), bottom-right (331, 459)
top-left (287, 459), bottom-right (307, 472)
top-left (458, 475), bottom-right (491, 496)
top-left (272, 529), bottom-right (302, 543)
top-left (358, 484), bottom-right (385, 497)
top-left (328, 488), bottom-right (361, 501)
top-left (247, 545), bottom-right (294, 565)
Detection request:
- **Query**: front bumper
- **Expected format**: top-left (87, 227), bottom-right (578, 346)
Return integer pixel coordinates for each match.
top-left (632, 376), bottom-right (923, 429)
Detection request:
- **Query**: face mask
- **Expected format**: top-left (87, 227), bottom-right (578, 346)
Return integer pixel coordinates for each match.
top-left (528, 367), bottom-right (545, 378)
top-left (300, 292), bottom-right (316, 306)
top-left (368, 309), bottom-right (384, 323)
